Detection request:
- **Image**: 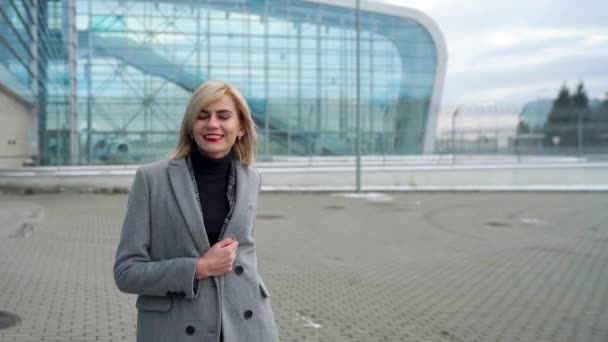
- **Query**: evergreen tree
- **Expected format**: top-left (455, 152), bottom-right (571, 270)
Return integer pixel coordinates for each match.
top-left (591, 95), bottom-right (608, 146)
top-left (592, 96), bottom-right (608, 123)
top-left (573, 82), bottom-right (596, 146)
top-left (517, 121), bottom-right (530, 135)
top-left (544, 84), bottom-right (575, 146)
top-left (543, 82), bottom-right (593, 148)
top-left (572, 82), bottom-right (590, 109)
top-left (555, 84), bottom-right (572, 107)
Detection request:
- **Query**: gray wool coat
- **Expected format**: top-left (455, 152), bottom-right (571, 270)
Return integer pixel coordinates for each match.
top-left (114, 158), bottom-right (279, 342)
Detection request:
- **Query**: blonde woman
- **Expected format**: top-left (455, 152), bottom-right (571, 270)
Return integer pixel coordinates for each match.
top-left (114, 80), bottom-right (279, 342)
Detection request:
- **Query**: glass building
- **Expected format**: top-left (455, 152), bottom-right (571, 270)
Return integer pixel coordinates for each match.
top-left (1, 0), bottom-right (446, 165)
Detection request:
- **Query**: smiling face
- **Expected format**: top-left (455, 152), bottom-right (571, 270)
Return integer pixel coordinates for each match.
top-left (191, 94), bottom-right (244, 159)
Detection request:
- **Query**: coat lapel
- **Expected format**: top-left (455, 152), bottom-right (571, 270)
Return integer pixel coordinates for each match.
top-left (168, 158), bottom-right (210, 253)
top-left (219, 162), bottom-right (252, 240)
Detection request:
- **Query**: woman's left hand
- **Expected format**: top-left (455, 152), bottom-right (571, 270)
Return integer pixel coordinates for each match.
top-left (195, 236), bottom-right (238, 279)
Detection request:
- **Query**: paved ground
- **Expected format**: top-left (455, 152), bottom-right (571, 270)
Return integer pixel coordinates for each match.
top-left (0, 192), bottom-right (607, 342)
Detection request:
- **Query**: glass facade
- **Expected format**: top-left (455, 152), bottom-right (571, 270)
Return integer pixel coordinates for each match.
top-left (0, 0), bottom-right (34, 89)
top-left (2, 0), bottom-right (443, 165)
top-left (0, 0), bottom-right (75, 165)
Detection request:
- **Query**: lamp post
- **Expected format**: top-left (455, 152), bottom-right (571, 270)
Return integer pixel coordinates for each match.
top-left (577, 107), bottom-right (584, 159)
top-left (516, 110), bottom-right (522, 163)
top-left (355, 0), bottom-right (362, 192)
top-left (451, 107), bottom-right (460, 165)
top-left (535, 88), bottom-right (552, 155)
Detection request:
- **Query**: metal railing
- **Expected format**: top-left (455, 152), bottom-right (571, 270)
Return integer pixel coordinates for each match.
top-left (3, 106), bottom-right (607, 168)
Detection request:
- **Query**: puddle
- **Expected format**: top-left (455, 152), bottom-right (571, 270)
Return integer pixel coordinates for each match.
top-left (256, 214), bottom-right (285, 220)
top-left (0, 311), bottom-right (21, 330)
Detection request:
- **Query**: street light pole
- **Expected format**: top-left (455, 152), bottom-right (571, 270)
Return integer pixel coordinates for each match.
top-left (516, 110), bottom-right (521, 163)
top-left (577, 108), bottom-right (583, 158)
top-left (451, 108), bottom-right (460, 165)
top-left (355, 0), bottom-right (362, 192)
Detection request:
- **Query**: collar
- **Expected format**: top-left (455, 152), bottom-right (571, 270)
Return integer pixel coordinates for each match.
top-left (189, 147), bottom-right (231, 175)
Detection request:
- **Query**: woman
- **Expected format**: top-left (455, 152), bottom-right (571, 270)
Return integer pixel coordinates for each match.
top-left (114, 80), bottom-right (279, 342)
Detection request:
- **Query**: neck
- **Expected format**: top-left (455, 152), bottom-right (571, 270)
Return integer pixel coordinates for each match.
top-left (190, 147), bottom-right (231, 175)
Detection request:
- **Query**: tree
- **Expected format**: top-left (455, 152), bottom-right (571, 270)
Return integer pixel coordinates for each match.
top-left (543, 84), bottom-right (574, 147)
top-left (572, 82), bottom-right (590, 108)
top-left (591, 96), bottom-right (608, 124)
top-left (543, 82), bottom-right (592, 148)
top-left (555, 84), bottom-right (572, 107)
top-left (517, 121), bottom-right (531, 135)
top-left (590, 95), bottom-right (608, 146)
top-left (573, 82), bottom-right (595, 146)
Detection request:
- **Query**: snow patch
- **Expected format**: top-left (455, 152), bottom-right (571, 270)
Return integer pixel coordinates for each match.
top-left (520, 217), bottom-right (549, 225)
top-left (333, 192), bottom-right (394, 202)
top-left (294, 311), bottom-right (323, 329)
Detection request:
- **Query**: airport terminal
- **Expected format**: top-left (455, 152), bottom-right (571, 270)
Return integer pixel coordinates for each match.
top-left (1, 0), bottom-right (446, 168)
top-left (0, 2), bottom-right (607, 342)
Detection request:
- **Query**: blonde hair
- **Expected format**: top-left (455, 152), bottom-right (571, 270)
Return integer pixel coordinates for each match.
top-left (170, 80), bottom-right (257, 166)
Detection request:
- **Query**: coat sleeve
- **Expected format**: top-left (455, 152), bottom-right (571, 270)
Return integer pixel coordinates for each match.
top-left (257, 169), bottom-right (262, 194)
top-left (114, 167), bottom-right (199, 299)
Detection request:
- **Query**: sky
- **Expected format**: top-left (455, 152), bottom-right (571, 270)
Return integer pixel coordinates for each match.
top-left (375, 0), bottom-right (608, 107)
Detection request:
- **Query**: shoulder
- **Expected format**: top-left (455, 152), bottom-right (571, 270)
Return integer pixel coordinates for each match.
top-left (137, 158), bottom-right (173, 174)
top-left (130, 159), bottom-right (177, 195)
top-left (133, 158), bottom-right (176, 184)
top-left (238, 161), bottom-right (261, 178)
top-left (235, 161), bottom-right (261, 188)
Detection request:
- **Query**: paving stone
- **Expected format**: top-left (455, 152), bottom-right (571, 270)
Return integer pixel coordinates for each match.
top-left (0, 192), bottom-right (606, 341)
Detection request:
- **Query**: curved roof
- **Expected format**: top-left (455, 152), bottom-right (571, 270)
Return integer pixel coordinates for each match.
top-left (305, 0), bottom-right (447, 153)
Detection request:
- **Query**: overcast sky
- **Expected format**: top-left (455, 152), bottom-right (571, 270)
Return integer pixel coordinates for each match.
top-left (375, 0), bottom-right (608, 106)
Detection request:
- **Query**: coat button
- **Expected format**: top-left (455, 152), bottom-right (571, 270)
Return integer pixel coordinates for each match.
top-left (244, 310), bottom-right (253, 319)
top-left (234, 265), bottom-right (244, 275)
top-left (186, 325), bottom-right (195, 335)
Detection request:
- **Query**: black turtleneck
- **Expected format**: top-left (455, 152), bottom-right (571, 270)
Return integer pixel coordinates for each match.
top-left (190, 147), bottom-right (231, 246)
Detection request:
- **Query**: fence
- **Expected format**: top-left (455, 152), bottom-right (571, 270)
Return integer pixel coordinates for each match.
top-left (2, 105), bottom-right (607, 168)
top-left (435, 105), bottom-right (608, 163)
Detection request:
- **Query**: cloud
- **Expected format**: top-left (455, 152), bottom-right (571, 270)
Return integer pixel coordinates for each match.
top-left (373, 0), bottom-right (608, 105)
top-left (446, 54), bottom-right (608, 104)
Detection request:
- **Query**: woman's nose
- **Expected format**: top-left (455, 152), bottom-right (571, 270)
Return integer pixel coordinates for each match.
top-left (206, 114), bottom-right (220, 127)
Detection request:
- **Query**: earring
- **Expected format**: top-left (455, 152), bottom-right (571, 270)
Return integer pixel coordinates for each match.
top-left (190, 133), bottom-right (193, 140)
top-left (237, 136), bottom-right (242, 141)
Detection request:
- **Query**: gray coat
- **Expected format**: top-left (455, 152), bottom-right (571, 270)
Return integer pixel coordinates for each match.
top-left (114, 158), bottom-right (279, 342)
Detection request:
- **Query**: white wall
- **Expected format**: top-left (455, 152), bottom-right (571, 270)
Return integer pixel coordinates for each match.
top-left (1, 163), bottom-right (607, 192)
top-left (0, 88), bottom-right (34, 168)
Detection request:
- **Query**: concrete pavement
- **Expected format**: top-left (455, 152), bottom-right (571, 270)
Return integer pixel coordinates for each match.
top-left (0, 192), bottom-right (607, 341)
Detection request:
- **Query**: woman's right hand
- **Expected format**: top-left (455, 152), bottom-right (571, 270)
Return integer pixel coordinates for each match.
top-left (195, 236), bottom-right (239, 279)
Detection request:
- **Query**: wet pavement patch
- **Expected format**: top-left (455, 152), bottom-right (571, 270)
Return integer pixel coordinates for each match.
top-left (325, 205), bottom-right (344, 210)
top-left (440, 330), bottom-right (457, 340)
top-left (8, 222), bottom-right (35, 239)
top-left (0, 311), bottom-right (21, 330)
top-left (485, 221), bottom-right (510, 227)
top-left (256, 214), bottom-right (284, 220)
top-left (368, 201), bottom-right (393, 207)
